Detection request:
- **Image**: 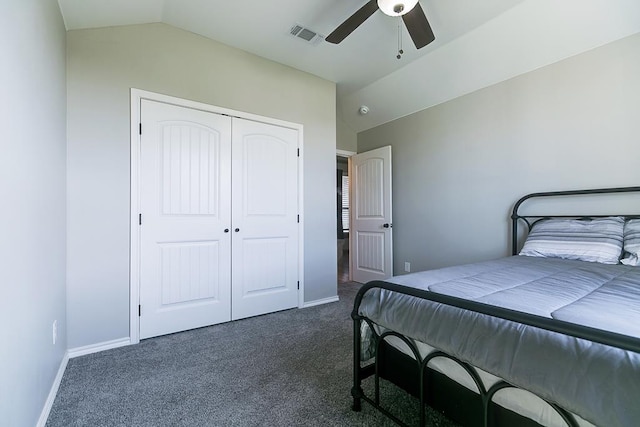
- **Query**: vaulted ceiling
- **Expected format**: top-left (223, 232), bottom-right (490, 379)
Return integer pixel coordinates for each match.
top-left (57, 0), bottom-right (640, 132)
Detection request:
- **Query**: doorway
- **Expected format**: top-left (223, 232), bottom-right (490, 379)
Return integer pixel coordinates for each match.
top-left (337, 154), bottom-right (351, 283)
top-left (336, 146), bottom-right (393, 284)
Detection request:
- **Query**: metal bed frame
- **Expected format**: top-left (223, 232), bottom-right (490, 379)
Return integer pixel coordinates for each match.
top-left (350, 186), bottom-right (640, 427)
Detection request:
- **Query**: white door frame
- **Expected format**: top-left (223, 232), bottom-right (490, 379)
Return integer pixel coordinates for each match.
top-left (336, 149), bottom-right (356, 282)
top-left (336, 149), bottom-right (356, 157)
top-left (129, 88), bottom-right (304, 344)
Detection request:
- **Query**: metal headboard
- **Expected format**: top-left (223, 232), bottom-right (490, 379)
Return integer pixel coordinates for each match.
top-left (511, 186), bottom-right (640, 255)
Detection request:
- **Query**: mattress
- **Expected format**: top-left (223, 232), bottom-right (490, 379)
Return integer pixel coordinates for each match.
top-left (358, 256), bottom-right (640, 427)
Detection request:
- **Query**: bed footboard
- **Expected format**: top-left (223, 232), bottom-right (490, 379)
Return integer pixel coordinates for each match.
top-left (351, 280), bottom-right (640, 427)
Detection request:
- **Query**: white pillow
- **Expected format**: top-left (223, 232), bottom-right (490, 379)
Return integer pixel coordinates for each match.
top-left (621, 219), bottom-right (640, 266)
top-left (519, 217), bottom-right (624, 264)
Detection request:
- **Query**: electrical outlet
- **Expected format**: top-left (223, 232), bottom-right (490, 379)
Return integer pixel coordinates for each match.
top-left (404, 262), bottom-right (411, 272)
top-left (52, 320), bottom-right (57, 345)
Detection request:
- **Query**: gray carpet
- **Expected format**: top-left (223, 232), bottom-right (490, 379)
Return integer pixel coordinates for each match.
top-left (47, 283), bottom-right (459, 426)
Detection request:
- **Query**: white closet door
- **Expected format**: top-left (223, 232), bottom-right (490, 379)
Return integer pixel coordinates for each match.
top-left (139, 99), bottom-right (232, 339)
top-left (231, 118), bottom-right (299, 320)
top-left (351, 146), bottom-right (393, 283)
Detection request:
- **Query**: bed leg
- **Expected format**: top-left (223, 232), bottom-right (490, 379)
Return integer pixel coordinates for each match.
top-left (352, 316), bottom-right (363, 412)
top-left (351, 387), bottom-right (363, 411)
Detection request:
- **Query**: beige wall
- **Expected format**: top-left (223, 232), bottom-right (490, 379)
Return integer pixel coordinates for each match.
top-left (358, 33), bottom-right (640, 274)
top-left (0, 1), bottom-right (67, 425)
top-left (66, 23), bottom-right (337, 348)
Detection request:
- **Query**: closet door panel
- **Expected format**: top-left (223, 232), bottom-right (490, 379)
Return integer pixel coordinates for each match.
top-left (231, 118), bottom-right (299, 320)
top-left (139, 100), bottom-right (232, 339)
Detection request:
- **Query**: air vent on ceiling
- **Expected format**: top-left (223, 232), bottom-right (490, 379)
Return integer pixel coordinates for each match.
top-left (290, 24), bottom-right (324, 45)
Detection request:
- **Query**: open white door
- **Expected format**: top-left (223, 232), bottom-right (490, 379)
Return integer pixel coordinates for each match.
top-left (139, 99), bottom-right (232, 339)
top-left (350, 146), bottom-right (393, 283)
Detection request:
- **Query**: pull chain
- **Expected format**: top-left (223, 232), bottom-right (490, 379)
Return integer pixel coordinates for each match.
top-left (396, 17), bottom-right (404, 59)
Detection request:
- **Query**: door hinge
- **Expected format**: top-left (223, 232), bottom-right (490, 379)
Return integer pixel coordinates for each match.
top-left (297, 281), bottom-right (300, 290)
top-left (138, 305), bottom-right (141, 317)
top-left (139, 123), bottom-right (142, 135)
top-left (139, 213), bottom-right (142, 225)
top-left (297, 214), bottom-right (300, 223)
top-left (297, 148), bottom-right (300, 157)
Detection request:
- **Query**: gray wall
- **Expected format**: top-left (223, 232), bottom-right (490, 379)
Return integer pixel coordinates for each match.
top-left (337, 112), bottom-right (357, 152)
top-left (0, 1), bottom-right (67, 425)
top-left (66, 23), bottom-right (337, 349)
top-left (359, 33), bottom-right (640, 275)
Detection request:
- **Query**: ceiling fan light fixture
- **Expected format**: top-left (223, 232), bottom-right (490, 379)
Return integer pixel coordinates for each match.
top-left (377, 0), bottom-right (419, 17)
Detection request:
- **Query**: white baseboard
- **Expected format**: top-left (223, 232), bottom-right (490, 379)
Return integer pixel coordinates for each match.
top-left (67, 337), bottom-right (131, 359)
top-left (302, 295), bottom-right (339, 308)
top-left (36, 351), bottom-right (69, 427)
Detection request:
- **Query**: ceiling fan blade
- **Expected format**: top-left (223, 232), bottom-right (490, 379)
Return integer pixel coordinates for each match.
top-left (325, 0), bottom-right (379, 44)
top-left (402, 2), bottom-right (435, 49)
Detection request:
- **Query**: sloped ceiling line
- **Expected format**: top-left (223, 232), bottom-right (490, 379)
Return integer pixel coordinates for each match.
top-left (57, 0), bottom-right (640, 133)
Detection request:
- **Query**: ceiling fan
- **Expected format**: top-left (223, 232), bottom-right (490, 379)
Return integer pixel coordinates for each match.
top-left (325, 0), bottom-right (435, 50)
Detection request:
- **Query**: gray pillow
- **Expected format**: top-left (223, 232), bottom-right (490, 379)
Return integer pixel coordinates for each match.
top-left (621, 219), bottom-right (640, 266)
top-left (519, 217), bottom-right (624, 264)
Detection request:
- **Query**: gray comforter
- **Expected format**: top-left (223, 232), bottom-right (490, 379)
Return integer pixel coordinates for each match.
top-left (358, 256), bottom-right (640, 427)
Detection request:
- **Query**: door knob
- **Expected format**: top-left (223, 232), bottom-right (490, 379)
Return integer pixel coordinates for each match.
top-left (383, 223), bottom-right (392, 228)
top-left (224, 229), bottom-right (229, 233)
top-left (235, 228), bottom-right (240, 232)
